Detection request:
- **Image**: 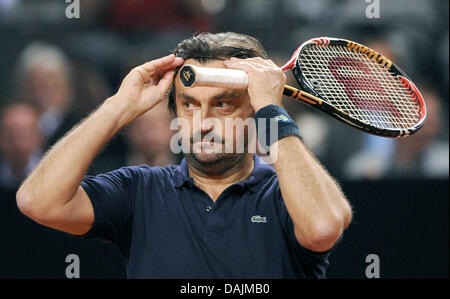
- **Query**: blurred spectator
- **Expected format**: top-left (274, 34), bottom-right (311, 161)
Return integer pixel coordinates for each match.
top-left (343, 86), bottom-right (449, 179)
top-left (71, 61), bottom-right (113, 115)
top-left (15, 42), bottom-right (82, 149)
top-left (0, 102), bottom-right (43, 191)
top-left (388, 87), bottom-right (448, 178)
top-left (125, 101), bottom-right (180, 167)
top-left (15, 42), bottom-right (128, 174)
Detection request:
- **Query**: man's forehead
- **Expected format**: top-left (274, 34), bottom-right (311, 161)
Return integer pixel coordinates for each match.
top-left (183, 58), bottom-right (226, 68)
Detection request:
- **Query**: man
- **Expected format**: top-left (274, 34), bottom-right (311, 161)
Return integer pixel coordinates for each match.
top-left (0, 102), bottom-right (43, 191)
top-left (125, 101), bottom-right (180, 167)
top-left (16, 32), bottom-right (352, 278)
top-left (15, 42), bottom-right (79, 148)
top-left (15, 42), bottom-right (126, 174)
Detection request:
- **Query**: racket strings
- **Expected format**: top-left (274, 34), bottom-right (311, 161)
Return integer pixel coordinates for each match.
top-left (299, 45), bottom-right (420, 129)
top-left (303, 47), bottom-right (416, 128)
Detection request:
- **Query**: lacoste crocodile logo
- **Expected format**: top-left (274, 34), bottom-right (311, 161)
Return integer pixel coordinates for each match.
top-left (251, 215), bottom-right (267, 223)
top-left (275, 115), bottom-right (289, 122)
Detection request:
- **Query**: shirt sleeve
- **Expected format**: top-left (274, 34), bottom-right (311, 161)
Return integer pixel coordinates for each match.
top-left (274, 183), bottom-right (343, 278)
top-left (79, 166), bottom-right (139, 256)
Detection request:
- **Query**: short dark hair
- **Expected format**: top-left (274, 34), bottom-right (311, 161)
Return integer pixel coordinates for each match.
top-left (168, 32), bottom-right (267, 115)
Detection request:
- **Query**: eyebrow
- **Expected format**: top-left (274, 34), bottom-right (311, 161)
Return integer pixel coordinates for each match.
top-left (179, 91), bottom-right (243, 102)
top-left (179, 92), bottom-right (197, 101)
top-left (212, 91), bottom-right (243, 100)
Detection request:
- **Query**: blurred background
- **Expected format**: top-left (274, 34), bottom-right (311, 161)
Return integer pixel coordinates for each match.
top-left (0, 0), bottom-right (448, 278)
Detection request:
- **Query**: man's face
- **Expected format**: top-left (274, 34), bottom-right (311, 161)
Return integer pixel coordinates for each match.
top-left (127, 101), bottom-right (173, 156)
top-left (24, 65), bottom-right (71, 112)
top-left (0, 104), bottom-right (42, 164)
top-left (174, 59), bottom-right (254, 173)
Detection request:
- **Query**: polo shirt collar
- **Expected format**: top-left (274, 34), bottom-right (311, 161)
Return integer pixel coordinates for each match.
top-left (172, 155), bottom-right (275, 191)
top-left (172, 158), bottom-right (193, 188)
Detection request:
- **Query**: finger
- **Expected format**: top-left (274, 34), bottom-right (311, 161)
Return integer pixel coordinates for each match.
top-left (141, 69), bottom-right (176, 104)
top-left (227, 60), bottom-right (285, 82)
top-left (226, 58), bottom-right (267, 68)
top-left (134, 55), bottom-right (183, 85)
top-left (157, 69), bottom-right (176, 94)
top-left (229, 57), bottom-right (278, 69)
top-left (224, 60), bottom-right (267, 73)
top-left (141, 55), bottom-right (184, 76)
top-left (139, 61), bottom-right (174, 93)
top-left (133, 65), bottom-right (152, 84)
top-left (225, 59), bottom-right (286, 90)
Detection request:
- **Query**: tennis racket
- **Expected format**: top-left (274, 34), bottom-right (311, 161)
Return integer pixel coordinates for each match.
top-left (179, 37), bottom-right (426, 138)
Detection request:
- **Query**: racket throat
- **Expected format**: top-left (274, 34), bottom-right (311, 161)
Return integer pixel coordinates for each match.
top-left (283, 85), bottom-right (322, 105)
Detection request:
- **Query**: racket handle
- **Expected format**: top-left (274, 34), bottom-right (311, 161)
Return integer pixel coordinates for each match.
top-left (179, 65), bottom-right (322, 105)
top-left (180, 64), bottom-right (248, 89)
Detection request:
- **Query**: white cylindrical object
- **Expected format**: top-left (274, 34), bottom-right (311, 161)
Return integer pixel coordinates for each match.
top-left (188, 64), bottom-right (249, 89)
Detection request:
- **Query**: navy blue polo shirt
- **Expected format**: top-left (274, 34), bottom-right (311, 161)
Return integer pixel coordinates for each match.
top-left (80, 155), bottom-right (340, 278)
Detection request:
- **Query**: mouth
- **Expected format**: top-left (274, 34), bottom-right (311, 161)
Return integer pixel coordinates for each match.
top-left (191, 138), bottom-right (224, 145)
top-left (191, 139), bottom-right (224, 153)
top-left (199, 141), bottom-right (214, 146)
top-left (193, 140), bottom-right (221, 148)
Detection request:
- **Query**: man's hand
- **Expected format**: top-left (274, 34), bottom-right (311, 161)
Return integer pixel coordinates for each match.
top-left (224, 57), bottom-right (286, 112)
top-left (112, 54), bottom-right (184, 126)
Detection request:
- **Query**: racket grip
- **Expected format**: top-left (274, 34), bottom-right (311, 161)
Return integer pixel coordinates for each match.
top-left (179, 65), bottom-right (249, 89)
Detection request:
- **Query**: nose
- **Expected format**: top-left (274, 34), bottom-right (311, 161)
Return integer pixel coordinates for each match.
top-left (197, 105), bottom-right (215, 133)
top-left (200, 119), bottom-right (214, 134)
